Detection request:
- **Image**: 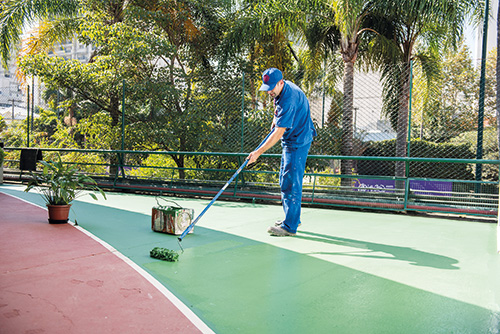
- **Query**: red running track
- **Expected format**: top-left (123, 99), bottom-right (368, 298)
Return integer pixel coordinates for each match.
top-left (0, 192), bottom-right (210, 334)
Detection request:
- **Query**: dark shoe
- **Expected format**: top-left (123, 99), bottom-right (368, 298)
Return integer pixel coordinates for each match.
top-left (267, 226), bottom-right (296, 237)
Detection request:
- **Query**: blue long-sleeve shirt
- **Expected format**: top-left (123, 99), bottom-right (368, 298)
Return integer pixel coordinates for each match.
top-left (274, 80), bottom-right (317, 148)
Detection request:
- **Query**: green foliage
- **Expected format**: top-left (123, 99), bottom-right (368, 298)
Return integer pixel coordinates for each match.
top-left (48, 123), bottom-right (80, 149)
top-left (449, 127), bottom-right (499, 181)
top-left (16, 0), bottom-right (249, 173)
top-left (484, 48), bottom-right (498, 128)
top-left (449, 127), bottom-right (498, 156)
top-left (127, 154), bottom-right (178, 179)
top-left (24, 154), bottom-right (106, 205)
top-left (4, 0), bottom-right (489, 187)
top-left (19, 54), bottom-right (124, 124)
top-left (76, 112), bottom-right (117, 150)
top-left (62, 152), bottom-right (107, 175)
top-left (0, 0), bottom-right (80, 67)
top-left (150, 247), bottom-right (179, 262)
top-left (1, 120), bottom-right (26, 147)
top-left (311, 125), bottom-right (342, 156)
top-left (482, 151), bottom-right (499, 182)
top-left (32, 108), bottom-right (59, 141)
top-left (0, 115), bottom-right (6, 132)
top-left (410, 43), bottom-right (480, 142)
top-left (314, 168), bottom-right (342, 187)
top-left (0, 147), bottom-right (4, 165)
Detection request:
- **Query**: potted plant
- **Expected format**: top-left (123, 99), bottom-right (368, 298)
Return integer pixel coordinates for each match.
top-left (25, 155), bottom-right (106, 223)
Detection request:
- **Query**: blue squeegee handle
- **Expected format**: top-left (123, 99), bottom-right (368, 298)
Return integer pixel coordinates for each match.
top-left (178, 129), bottom-right (275, 242)
top-left (177, 159), bottom-right (248, 241)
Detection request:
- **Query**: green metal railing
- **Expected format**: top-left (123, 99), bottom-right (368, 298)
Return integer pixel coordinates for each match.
top-left (3, 147), bottom-right (499, 218)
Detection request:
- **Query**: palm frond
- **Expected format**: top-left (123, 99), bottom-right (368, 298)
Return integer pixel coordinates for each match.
top-left (15, 17), bottom-right (82, 84)
top-left (0, 0), bottom-right (79, 68)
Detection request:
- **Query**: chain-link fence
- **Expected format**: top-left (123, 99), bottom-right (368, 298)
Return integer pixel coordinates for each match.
top-left (1, 61), bottom-right (498, 163)
top-left (0, 76), bottom-right (29, 129)
top-left (1, 57), bottom-right (498, 215)
top-left (107, 60), bottom-right (496, 181)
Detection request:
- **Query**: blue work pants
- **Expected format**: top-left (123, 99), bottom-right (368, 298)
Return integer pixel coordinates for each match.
top-left (279, 143), bottom-right (311, 233)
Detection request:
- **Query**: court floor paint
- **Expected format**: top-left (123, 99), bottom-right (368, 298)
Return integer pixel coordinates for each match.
top-left (2, 184), bottom-right (499, 333)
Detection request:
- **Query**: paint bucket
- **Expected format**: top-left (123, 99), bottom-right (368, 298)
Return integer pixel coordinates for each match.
top-left (151, 205), bottom-right (194, 235)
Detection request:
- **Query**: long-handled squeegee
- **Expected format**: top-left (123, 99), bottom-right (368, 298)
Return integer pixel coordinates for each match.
top-left (177, 130), bottom-right (275, 251)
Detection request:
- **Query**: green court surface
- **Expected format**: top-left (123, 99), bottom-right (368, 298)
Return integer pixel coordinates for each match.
top-left (2, 183), bottom-right (500, 333)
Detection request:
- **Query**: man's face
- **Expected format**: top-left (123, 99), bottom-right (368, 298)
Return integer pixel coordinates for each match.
top-left (267, 80), bottom-right (283, 98)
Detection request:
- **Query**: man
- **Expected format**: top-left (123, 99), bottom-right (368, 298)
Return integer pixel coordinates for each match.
top-left (247, 68), bottom-right (316, 236)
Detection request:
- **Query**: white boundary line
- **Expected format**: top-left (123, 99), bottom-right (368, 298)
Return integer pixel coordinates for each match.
top-left (72, 225), bottom-right (215, 334)
top-left (498, 189), bottom-right (500, 253)
top-left (1, 192), bottom-right (215, 334)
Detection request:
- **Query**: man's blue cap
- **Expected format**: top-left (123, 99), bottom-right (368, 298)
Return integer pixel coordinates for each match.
top-left (259, 68), bottom-right (283, 91)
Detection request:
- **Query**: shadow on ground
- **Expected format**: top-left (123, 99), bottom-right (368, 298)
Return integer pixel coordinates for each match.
top-left (297, 231), bottom-right (459, 270)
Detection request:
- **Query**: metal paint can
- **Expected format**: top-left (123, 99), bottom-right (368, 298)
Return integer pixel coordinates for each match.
top-left (151, 206), bottom-right (194, 235)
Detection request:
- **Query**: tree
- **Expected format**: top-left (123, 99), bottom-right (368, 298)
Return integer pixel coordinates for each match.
top-left (0, 0), bottom-right (80, 68)
top-left (370, 0), bottom-right (482, 179)
top-left (411, 43), bottom-right (478, 142)
top-left (18, 0), bottom-right (242, 178)
top-left (328, 0), bottom-right (392, 179)
top-left (121, 0), bottom-right (237, 177)
top-left (222, 0), bottom-right (304, 111)
top-left (226, 0), bottom-right (390, 180)
top-left (0, 115), bottom-right (6, 132)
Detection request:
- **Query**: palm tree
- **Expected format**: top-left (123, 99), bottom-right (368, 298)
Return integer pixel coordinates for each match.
top-left (0, 0), bottom-right (80, 68)
top-left (223, 0), bottom-right (306, 109)
top-left (370, 0), bottom-right (482, 180)
top-left (328, 0), bottom-right (387, 179)
top-left (227, 0), bottom-right (388, 182)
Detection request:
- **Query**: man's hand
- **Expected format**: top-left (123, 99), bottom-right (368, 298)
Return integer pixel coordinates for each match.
top-left (247, 150), bottom-right (261, 165)
top-left (246, 127), bottom-right (286, 165)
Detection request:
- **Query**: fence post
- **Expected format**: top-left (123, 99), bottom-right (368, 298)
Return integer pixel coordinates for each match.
top-left (121, 80), bottom-right (125, 152)
top-left (31, 77), bottom-right (34, 132)
top-left (56, 90), bottom-right (60, 117)
top-left (236, 72), bottom-right (246, 189)
top-left (240, 72), bottom-right (245, 152)
top-left (406, 60), bottom-right (414, 178)
top-left (119, 80), bottom-right (126, 178)
top-left (322, 56), bottom-right (326, 128)
top-left (475, 0), bottom-right (489, 193)
top-left (26, 85), bottom-right (30, 148)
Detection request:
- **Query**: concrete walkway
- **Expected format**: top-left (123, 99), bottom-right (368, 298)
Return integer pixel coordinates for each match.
top-left (0, 192), bottom-right (212, 334)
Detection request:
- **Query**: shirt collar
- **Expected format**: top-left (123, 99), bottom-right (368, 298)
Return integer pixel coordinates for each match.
top-left (275, 80), bottom-right (287, 102)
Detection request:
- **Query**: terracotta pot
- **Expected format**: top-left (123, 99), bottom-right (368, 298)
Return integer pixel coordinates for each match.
top-left (47, 204), bottom-right (72, 224)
